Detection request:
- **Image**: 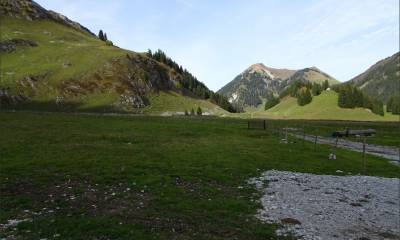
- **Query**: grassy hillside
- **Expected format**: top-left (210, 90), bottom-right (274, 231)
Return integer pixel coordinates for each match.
top-left (1, 112), bottom-right (398, 239)
top-left (254, 91), bottom-right (398, 121)
top-left (0, 16), bottom-right (224, 114)
top-left (143, 91), bottom-right (229, 115)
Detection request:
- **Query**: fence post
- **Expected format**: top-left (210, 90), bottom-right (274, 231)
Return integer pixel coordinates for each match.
top-left (263, 120), bottom-right (266, 130)
top-left (247, 120), bottom-right (249, 129)
top-left (314, 135), bottom-right (318, 151)
top-left (285, 127), bottom-right (288, 142)
top-left (362, 137), bottom-right (366, 174)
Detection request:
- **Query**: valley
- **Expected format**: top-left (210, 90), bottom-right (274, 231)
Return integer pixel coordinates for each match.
top-left (0, 0), bottom-right (399, 239)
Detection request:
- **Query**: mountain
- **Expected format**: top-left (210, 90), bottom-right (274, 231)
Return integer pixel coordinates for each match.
top-left (348, 52), bottom-right (400, 103)
top-left (0, 0), bottom-right (232, 114)
top-left (218, 63), bottom-right (339, 109)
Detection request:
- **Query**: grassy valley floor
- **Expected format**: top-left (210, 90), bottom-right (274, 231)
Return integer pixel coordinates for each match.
top-left (0, 112), bottom-right (399, 239)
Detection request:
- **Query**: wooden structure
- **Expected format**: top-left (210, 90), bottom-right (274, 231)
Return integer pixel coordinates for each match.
top-left (331, 129), bottom-right (376, 138)
top-left (247, 119), bottom-right (266, 130)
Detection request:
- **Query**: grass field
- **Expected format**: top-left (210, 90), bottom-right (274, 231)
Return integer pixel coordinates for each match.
top-left (250, 91), bottom-right (399, 122)
top-left (0, 112), bottom-right (398, 239)
top-left (144, 91), bottom-right (228, 115)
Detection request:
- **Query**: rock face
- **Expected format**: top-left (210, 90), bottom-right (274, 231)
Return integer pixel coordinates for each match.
top-left (249, 170), bottom-right (400, 240)
top-left (0, 38), bottom-right (38, 53)
top-left (348, 52), bottom-right (400, 103)
top-left (218, 63), bottom-right (338, 109)
top-left (0, 0), bottom-right (96, 37)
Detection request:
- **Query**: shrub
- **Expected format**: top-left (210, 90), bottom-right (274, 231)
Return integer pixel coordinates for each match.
top-left (105, 40), bottom-right (113, 46)
top-left (197, 107), bottom-right (202, 116)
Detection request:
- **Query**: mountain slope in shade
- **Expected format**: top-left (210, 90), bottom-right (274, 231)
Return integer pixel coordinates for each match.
top-left (348, 52), bottom-right (400, 103)
top-left (218, 63), bottom-right (339, 109)
top-left (0, 0), bottom-right (229, 114)
top-left (217, 63), bottom-right (294, 107)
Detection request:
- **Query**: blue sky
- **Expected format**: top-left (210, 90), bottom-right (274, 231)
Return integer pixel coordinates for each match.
top-left (37, 0), bottom-right (399, 91)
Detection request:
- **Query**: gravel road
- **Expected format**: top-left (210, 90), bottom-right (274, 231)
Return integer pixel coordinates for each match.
top-left (249, 170), bottom-right (400, 240)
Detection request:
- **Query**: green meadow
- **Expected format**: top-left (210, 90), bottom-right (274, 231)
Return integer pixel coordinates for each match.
top-left (0, 112), bottom-right (398, 239)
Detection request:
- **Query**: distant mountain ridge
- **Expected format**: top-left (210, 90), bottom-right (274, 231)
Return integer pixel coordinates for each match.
top-left (218, 63), bottom-right (339, 109)
top-left (347, 52), bottom-right (399, 103)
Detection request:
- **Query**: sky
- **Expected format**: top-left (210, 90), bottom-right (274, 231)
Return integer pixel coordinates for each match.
top-left (36, 0), bottom-right (399, 91)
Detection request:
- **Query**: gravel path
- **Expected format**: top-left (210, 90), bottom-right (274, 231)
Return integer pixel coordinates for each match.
top-left (249, 170), bottom-right (400, 240)
top-left (292, 133), bottom-right (399, 164)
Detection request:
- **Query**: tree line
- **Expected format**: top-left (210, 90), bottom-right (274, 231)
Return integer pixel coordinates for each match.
top-left (276, 79), bottom-right (330, 108)
top-left (385, 93), bottom-right (399, 115)
top-left (146, 49), bottom-right (236, 112)
top-left (333, 84), bottom-right (384, 116)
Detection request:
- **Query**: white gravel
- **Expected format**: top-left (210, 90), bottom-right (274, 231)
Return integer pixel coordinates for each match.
top-left (249, 170), bottom-right (400, 240)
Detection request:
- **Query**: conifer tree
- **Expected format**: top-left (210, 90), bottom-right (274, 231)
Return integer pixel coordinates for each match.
top-left (323, 80), bottom-right (330, 90)
top-left (98, 30), bottom-right (105, 41)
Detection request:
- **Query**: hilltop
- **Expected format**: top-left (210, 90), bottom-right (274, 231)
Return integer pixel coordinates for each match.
top-left (218, 63), bottom-right (339, 109)
top-left (253, 90), bottom-right (398, 121)
top-left (0, 0), bottom-right (232, 115)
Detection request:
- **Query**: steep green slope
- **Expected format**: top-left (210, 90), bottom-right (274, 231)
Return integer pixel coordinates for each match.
top-left (0, 1), bottom-right (230, 114)
top-left (348, 52), bottom-right (400, 103)
top-left (256, 91), bottom-right (398, 121)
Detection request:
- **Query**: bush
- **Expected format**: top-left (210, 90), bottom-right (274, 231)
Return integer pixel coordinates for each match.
top-left (105, 40), bottom-right (113, 46)
top-left (196, 107), bottom-right (202, 116)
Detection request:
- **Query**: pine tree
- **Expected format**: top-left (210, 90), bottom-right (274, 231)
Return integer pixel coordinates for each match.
top-left (190, 108), bottom-right (195, 116)
top-left (197, 107), bottom-right (202, 116)
top-left (104, 33), bottom-right (108, 41)
top-left (297, 88), bottom-right (312, 106)
top-left (98, 30), bottom-right (104, 41)
top-left (312, 83), bottom-right (322, 96)
top-left (323, 80), bottom-right (330, 90)
top-left (147, 49), bottom-right (152, 58)
top-left (184, 109), bottom-right (189, 116)
top-left (265, 95), bottom-right (280, 110)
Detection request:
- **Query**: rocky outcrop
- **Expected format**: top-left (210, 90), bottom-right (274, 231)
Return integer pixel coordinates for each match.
top-left (0, 38), bottom-right (38, 53)
top-left (0, 0), bottom-right (96, 37)
top-left (0, 88), bottom-right (28, 107)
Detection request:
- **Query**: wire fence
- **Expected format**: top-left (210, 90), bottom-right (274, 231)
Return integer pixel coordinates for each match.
top-left (247, 119), bottom-right (400, 172)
